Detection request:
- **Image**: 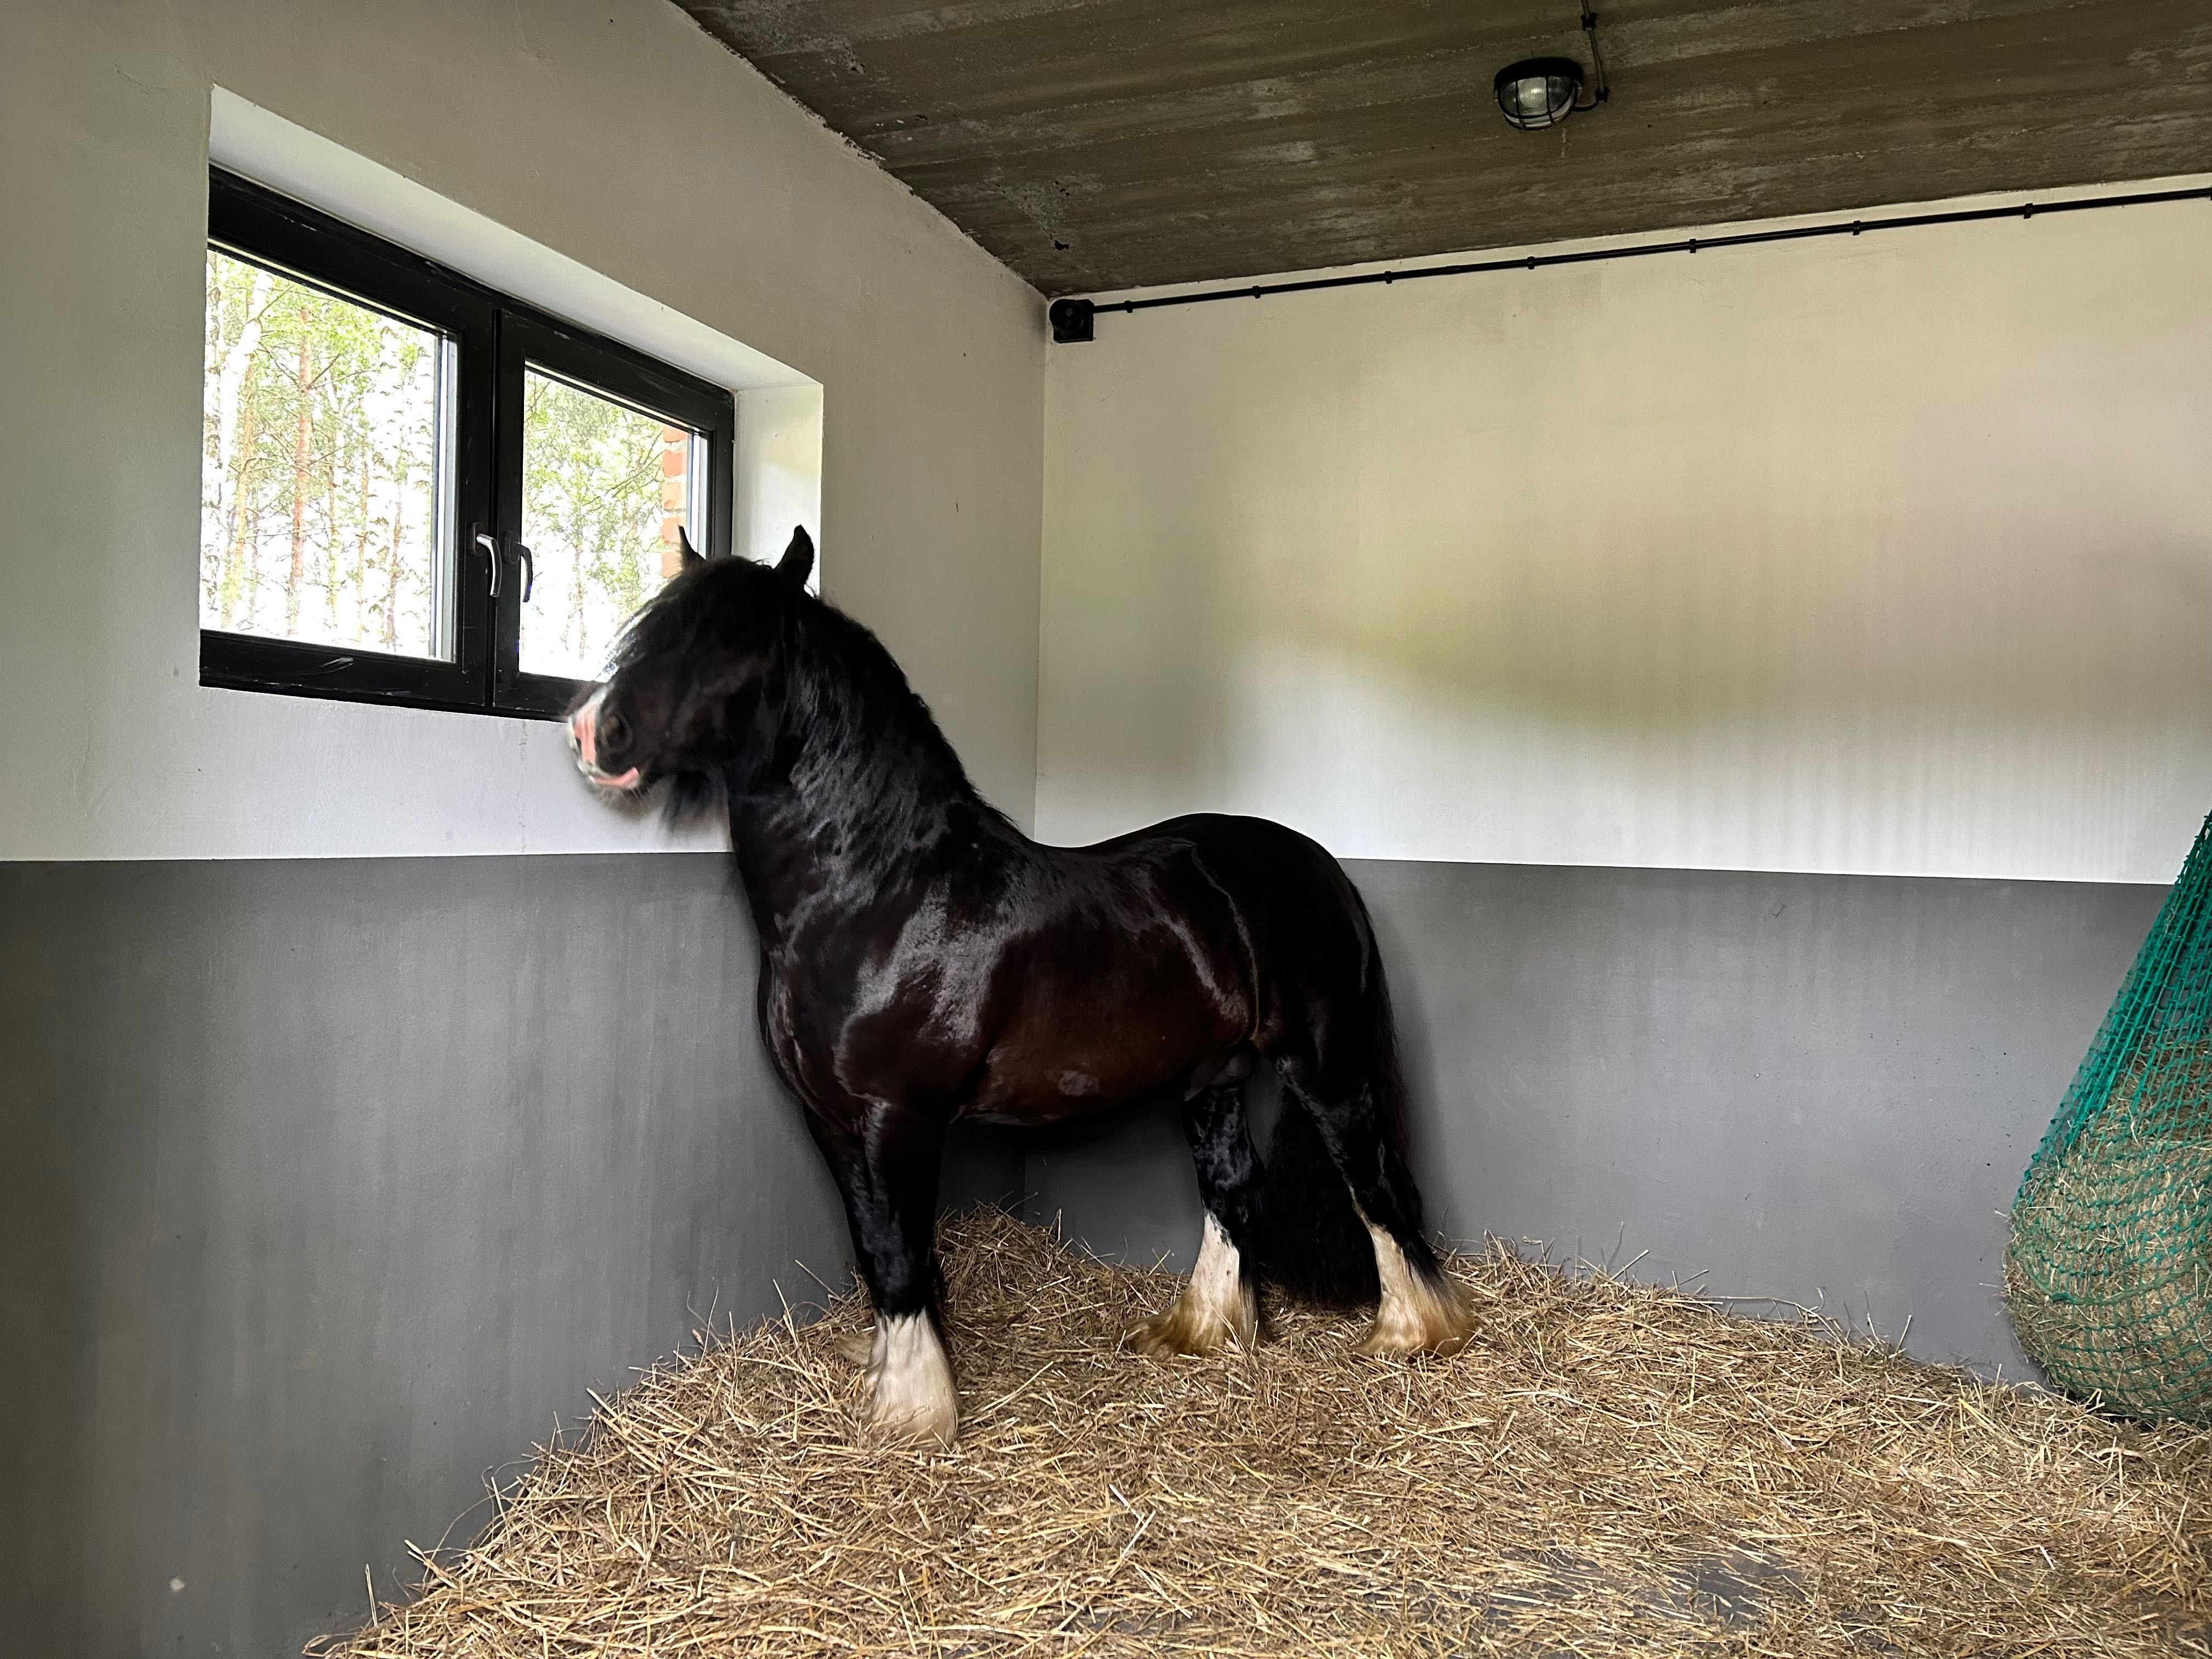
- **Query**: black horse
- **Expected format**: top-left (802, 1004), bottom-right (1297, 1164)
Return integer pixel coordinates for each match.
top-left (569, 528), bottom-right (1473, 1444)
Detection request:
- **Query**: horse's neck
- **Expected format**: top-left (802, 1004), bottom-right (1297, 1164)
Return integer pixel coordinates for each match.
top-left (723, 650), bottom-right (987, 945)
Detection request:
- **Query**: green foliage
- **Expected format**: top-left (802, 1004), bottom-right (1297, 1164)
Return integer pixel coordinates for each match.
top-left (199, 250), bottom-right (442, 655)
top-left (520, 373), bottom-right (678, 681)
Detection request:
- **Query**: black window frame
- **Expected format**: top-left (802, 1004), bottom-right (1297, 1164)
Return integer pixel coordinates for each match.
top-left (200, 167), bottom-right (735, 720)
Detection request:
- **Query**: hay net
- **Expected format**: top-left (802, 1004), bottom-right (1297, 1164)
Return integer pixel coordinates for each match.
top-left (2007, 807), bottom-right (2212, 1422)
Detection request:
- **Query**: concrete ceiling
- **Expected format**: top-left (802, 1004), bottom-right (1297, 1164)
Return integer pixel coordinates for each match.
top-left (675, 1), bottom-right (2212, 296)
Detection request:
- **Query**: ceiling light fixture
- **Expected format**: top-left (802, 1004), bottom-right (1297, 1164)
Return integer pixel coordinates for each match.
top-left (1496, 10), bottom-right (1609, 132)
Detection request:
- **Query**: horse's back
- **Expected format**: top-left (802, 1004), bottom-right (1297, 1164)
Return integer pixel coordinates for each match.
top-left (1075, 812), bottom-right (1377, 1000)
top-left (1075, 810), bottom-right (1336, 873)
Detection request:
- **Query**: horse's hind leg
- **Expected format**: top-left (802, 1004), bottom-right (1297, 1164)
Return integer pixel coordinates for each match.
top-left (1280, 1070), bottom-right (1476, 1358)
top-left (1128, 1081), bottom-right (1262, 1357)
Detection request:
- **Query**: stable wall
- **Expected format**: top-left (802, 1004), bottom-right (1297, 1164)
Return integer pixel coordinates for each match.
top-left (1036, 187), bottom-right (2212, 1374)
top-left (1041, 188), bottom-right (2212, 884)
top-left (0, 1), bottom-right (1037, 1652)
top-left (3, 859), bottom-right (847, 1655)
top-left (2, 0), bottom-right (1043, 861)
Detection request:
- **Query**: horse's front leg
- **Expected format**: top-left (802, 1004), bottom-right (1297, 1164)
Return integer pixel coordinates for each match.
top-left (812, 1101), bottom-right (958, 1446)
top-left (1129, 1081), bottom-right (1262, 1357)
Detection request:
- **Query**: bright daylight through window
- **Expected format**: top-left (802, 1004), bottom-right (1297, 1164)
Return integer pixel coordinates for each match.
top-left (518, 371), bottom-right (707, 682)
top-left (201, 249), bottom-right (452, 659)
top-left (199, 169), bottom-right (733, 718)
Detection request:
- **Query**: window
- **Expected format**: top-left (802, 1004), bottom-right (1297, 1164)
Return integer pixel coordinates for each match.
top-left (199, 168), bottom-right (733, 718)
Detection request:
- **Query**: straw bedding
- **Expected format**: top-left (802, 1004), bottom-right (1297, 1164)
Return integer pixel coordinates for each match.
top-left (317, 1209), bottom-right (2211, 1658)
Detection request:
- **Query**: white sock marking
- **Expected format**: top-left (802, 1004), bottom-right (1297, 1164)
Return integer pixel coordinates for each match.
top-left (866, 1311), bottom-right (958, 1444)
top-left (1186, 1212), bottom-right (1252, 1338)
top-left (1131, 1211), bottom-right (1259, 1355)
top-left (1362, 1222), bottom-right (1476, 1355)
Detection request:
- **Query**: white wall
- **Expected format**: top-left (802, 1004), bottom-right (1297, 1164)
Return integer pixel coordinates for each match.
top-left (0, 0), bottom-right (1042, 861)
top-left (1040, 187), bottom-right (2212, 884)
top-left (737, 385), bottom-right (826, 572)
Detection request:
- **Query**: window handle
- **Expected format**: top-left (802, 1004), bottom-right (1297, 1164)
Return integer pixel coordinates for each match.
top-left (515, 542), bottom-right (534, 603)
top-left (474, 530), bottom-right (501, 598)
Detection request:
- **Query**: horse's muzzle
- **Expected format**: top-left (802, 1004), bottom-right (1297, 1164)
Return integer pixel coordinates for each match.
top-left (568, 690), bottom-right (641, 792)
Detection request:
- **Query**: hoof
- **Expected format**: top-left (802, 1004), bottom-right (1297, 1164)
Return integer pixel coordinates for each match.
top-left (1352, 1274), bottom-right (1477, 1358)
top-left (1351, 1317), bottom-right (1474, 1360)
top-left (1125, 1292), bottom-right (1258, 1359)
top-left (862, 1392), bottom-right (960, 1448)
top-left (1126, 1305), bottom-right (1223, 1358)
top-left (1359, 1226), bottom-right (1478, 1358)
top-left (860, 1311), bottom-right (959, 1447)
top-left (1127, 1214), bottom-right (1260, 1358)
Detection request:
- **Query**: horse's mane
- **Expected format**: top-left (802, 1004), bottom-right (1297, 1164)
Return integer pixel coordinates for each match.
top-left (647, 558), bottom-right (1015, 861)
top-left (775, 592), bottom-right (979, 804)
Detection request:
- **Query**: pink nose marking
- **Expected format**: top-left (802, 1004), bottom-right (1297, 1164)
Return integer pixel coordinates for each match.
top-left (571, 699), bottom-right (599, 769)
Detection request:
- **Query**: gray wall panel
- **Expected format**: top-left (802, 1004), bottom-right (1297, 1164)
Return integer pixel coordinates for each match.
top-left (1025, 861), bottom-right (2163, 1384)
top-left (0, 853), bottom-right (2159, 1653)
top-left (0, 854), bottom-right (1014, 1658)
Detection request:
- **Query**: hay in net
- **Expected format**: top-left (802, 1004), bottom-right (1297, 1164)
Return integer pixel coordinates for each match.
top-left (2007, 1116), bottom-right (2212, 1420)
top-left (315, 1209), bottom-right (2211, 1659)
top-left (2006, 819), bottom-right (2212, 1420)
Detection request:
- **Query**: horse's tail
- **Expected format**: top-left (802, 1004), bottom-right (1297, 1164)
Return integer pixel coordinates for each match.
top-left (1260, 1101), bottom-right (1383, 1306)
top-left (1257, 885), bottom-right (1403, 1308)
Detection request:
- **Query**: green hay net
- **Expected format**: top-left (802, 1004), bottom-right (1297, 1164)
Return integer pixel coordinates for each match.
top-left (2006, 810), bottom-right (2212, 1423)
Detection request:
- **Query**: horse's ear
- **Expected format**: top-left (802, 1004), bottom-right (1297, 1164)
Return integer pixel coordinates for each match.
top-left (776, 526), bottom-right (815, 589)
top-left (678, 527), bottom-right (706, 571)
